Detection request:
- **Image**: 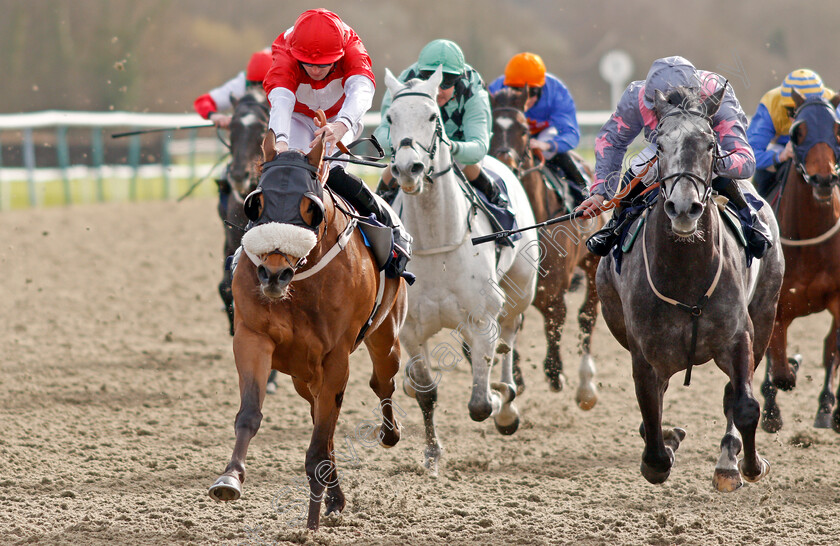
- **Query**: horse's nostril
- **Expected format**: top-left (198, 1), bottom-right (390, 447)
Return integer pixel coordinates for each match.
top-left (689, 203), bottom-right (703, 217)
top-left (410, 162), bottom-right (424, 175)
top-left (257, 265), bottom-right (269, 284)
top-left (664, 201), bottom-right (677, 217)
top-left (278, 268), bottom-right (294, 284)
top-left (390, 165), bottom-right (400, 177)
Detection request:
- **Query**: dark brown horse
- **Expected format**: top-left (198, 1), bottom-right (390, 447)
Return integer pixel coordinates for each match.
top-left (219, 89), bottom-right (269, 337)
top-left (208, 127), bottom-right (408, 531)
top-left (760, 91), bottom-right (840, 433)
top-left (597, 86), bottom-right (783, 491)
top-left (489, 87), bottom-right (604, 408)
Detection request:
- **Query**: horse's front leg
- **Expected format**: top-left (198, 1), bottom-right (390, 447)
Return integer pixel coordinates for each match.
top-left (463, 315), bottom-right (510, 423)
top-left (633, 352), bottom-right (683, 484)
top-left (575, 256), bottom-right (600, 410)
top-left (727, 332), bottom-right (770, 484)
top-left (768, 318), bottom-right (797, 390)
top-left (815, 321), bottom-right (839, 429)
top-left (364, 299), bottom-right (406, 448)
top-left (539, 290), bottom-right (568, 393)
top-left (209, 329), bottom-right (273, 502)
top-left (305, 355), bottom-right (350, 531)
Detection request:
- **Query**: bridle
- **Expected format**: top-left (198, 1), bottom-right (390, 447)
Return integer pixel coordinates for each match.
top-left (389, 90), bottom-right (453, 183)
top-left (655, 107), bottom-right (717, 205)
top-left (491, 106), bottom-right (544, 177)
top-left (789, 100), bottom-right (840, 189)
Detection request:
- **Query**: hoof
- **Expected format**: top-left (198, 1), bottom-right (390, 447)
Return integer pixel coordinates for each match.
top-left (712, 468), bottom-right (743, 492)
top-left (545, 373), bottom-right (566, 393)
top-left (761, 406), bottom-right (783, 433)
top-left (494, 415), bottom-right (520, 435)
top-left (814, 411), bottom-right (833, 429)
top-left (640, 447), bottom-right (675, 484)
top-left (424, 445), bottom-right (442, 476)
top-left (377, 423), bottom-right (400, 448)
top-left (739, 457), bottom-right (770, 483)
top-left (575, 385), bottom-right (598, 411)
top-left (209, 475), bottom-right (241, 502)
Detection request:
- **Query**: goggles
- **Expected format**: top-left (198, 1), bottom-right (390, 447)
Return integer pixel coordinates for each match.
top-left (419, 70), bottom-right (463, 90)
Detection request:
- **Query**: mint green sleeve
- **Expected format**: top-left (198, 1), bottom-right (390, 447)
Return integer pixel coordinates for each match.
top-left (373, 89), bottom-right (394, 154)
top-left (451, 85), bottom-right (491, 165)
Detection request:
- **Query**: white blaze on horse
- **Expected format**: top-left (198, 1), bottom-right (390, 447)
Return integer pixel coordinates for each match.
top-left (383, 66), bottom-right (538, 473)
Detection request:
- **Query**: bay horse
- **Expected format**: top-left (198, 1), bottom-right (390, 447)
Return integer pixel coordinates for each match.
top-left (208, 126), bottom-right (408, 531)
top-left (489, 86), bottom-right (603, 408)
top-left (218, 88), bottom-right (269, 337)
top-left (597, 86), bottom-right (783, 491)
top-left (383, 67), bottom-right (537, 474)
top-left (759, 91), bottom-right (840, 433)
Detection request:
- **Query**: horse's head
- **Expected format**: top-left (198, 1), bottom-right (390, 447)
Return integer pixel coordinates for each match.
top-left (489, 88), bottom-right (531, 172)
top-left (228, 88), bottom-right (269, 197)
top-left (383, 67), bottom-right (447, 194)
top-left (654, 85), bottom-right (724, 237)
top-left (240, 133), bottom-right (327, 299)
top-left (789, 90), bottom-right (840, 202)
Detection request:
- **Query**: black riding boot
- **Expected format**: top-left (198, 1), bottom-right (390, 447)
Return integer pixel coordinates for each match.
top-left (552, 152), bottom-right (589, 188)
top-left (470, 168), bottom-right (509, 208)
top-left (327, 166), bottom-right (412, 273)
top-left (586, 205), bottom-right (635, 257)
top-left (714, 177), bottom-right (772, 259)
top-left (375, 177), bottom-right (400, 205)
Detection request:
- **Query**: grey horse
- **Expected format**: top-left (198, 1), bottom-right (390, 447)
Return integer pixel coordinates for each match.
top-left (596, 86), bottom-right (784, 492)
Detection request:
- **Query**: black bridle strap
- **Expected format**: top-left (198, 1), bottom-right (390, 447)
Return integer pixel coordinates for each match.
top-left (388, 89), bottom-right (453, 182)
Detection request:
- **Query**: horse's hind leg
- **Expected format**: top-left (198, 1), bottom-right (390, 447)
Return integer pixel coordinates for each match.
top-left (405, 342), bottom-right (444, 475)
top-left (714, 382), bottom-right (744, 492)
top-left (540, 293), bottom-right (568, 393)
top-left (218, 270), bottom-right (235, 336)
top-left (364, 302), bottom-right (405, 448)
top-left (760, 352), bottom-right (783, 433)
top-left (815, 321), bottom-right (838, 429)
top-left (633, 352), bottom-right (681, 484)
top-left (209, 330), bottom-right (273, 503)
top-left (728, 333), bottom-right (770, 484)
top-left (493, 312), bottom-right (523, 435)
top-left (575, 255), bottom-right (600, 410)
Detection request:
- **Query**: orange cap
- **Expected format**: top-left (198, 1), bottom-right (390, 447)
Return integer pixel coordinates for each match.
top-left (504, 52), bottom-right (546, 87)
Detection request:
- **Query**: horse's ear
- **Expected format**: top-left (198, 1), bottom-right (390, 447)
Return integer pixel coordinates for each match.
top-left (384, 68), bottom-right (403, 96)
top-left (653, 89), bottom-right (671, 116)
top-left (791, 88), bottom-right (806, 109)
top-left (701, 86), bottom-right (725, 119)
top-left (262, 130), bottom-right (277, 162)
top-left (306, 135), bottom-right (325, 171)
top-left (830, 93), bottom-right (840, 110)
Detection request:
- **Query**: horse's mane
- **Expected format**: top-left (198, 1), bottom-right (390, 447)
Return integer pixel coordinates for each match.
top-left (493, 87), bottom-right (527, 110)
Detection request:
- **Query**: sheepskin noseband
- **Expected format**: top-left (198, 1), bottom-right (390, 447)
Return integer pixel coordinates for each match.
top-left (242, 153), bottom-right (325, 258)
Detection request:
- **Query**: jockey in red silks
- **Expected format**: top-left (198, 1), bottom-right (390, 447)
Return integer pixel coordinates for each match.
top-left (193, 49), bottom-right (272, 218)
top-left (193, 49), bottom-right (272, 128)
top-left (577, 56), bottom-right (772, 260)
top-left (263, 8), bottom-right (411, 276)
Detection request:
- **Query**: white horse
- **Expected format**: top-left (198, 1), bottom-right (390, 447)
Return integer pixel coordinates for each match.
top-left (384, 67), bottom-right (538, 473)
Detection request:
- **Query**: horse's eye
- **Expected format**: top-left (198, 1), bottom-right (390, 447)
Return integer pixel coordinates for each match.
top-left (707, 142), bottom-right (715, 151)
top-left (428, 114), bottom-right (436, 122)
top-left (386, 114), bottom-right (392, 124)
